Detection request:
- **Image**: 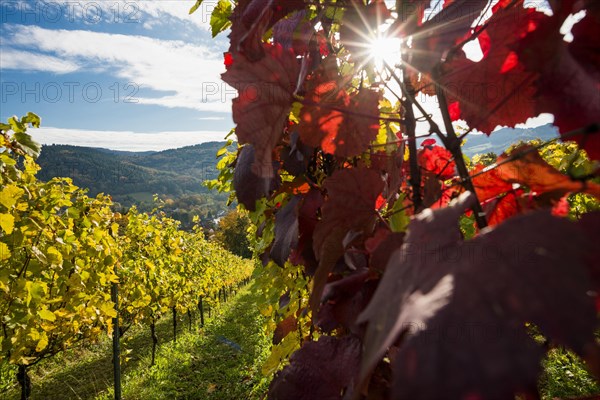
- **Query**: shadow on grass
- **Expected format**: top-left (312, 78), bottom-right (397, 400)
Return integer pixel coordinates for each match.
top-left (3, 283), bottom-right (269, 400)
top-left (120, 283), bottom-right (270, 400)
top-left (124, 282), bottom-right (270, 400)
top-left (3, 299), bottom-right (225, 400)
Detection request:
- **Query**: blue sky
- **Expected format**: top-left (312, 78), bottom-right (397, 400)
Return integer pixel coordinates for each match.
top-left (1, 0), bottom-right (235, 150)
top-left (0, 0), bottom-right (561, 151)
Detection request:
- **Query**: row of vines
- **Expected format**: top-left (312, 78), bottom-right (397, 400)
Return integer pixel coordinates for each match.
top-left (195, 0), bottom-right (600, 399)
top-left (0, 114), bottom-right (254, 399)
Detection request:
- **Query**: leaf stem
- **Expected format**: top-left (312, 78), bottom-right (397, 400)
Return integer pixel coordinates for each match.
top-left (433, 67), bottom-right (488, 229)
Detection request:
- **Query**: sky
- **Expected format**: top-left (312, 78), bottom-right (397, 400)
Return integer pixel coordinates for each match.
top-left (1, 0), bottom-right (234, 151)
top-left (0, 0), bottom-right (561, 152)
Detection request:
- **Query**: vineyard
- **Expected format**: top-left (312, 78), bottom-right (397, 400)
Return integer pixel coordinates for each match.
top-left (204, 0), bottom-right (600, 399)
top-left (2, 0), bottom-right (600, 399)
top-left (0, 115), bottom-right (253, 399)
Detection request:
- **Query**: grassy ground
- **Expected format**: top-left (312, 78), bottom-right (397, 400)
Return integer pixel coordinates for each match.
top-left (1, 281), bottom-right (598, 400)
top-left (1, 282), bottom-right (271, 400)
top-left (539, 347), bottom-right (600, 400)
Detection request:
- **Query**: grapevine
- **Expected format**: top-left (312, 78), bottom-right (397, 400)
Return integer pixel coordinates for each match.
top-left (200, 0), bottom-right (600, 398)
top-left (0, 114), bottom-right (254, 398)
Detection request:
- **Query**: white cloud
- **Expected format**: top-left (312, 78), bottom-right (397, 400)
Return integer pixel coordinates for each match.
top-left (515, 113), bottom-right (554, 129)
top-left (35, 126), bottom-right (230, 151)
top-left (2, 24), bottom-right (231, 112)
top-left (0, 48), bottom-right (80, 73)
top-left (132, 0), bottom-right (217, 31)
top-left (8, 0), bottom-right (215, 30)
top-left (195, 116), bottom-right (225, 120)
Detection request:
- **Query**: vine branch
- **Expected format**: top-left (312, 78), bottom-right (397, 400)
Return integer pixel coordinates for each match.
top-left (433, 67), bottom-right (488, 229)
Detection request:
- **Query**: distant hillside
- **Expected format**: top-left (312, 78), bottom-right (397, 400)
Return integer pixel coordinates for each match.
top-left (416, 124), bottom-right (559, 156)
top-left (36, 142), bottom-right (233, 229)
top-left (35, 125), bottom-right (558, 225)
top-left (460, 124), bottom-right (559, 157)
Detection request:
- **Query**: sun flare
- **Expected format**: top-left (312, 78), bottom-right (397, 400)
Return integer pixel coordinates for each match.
top-left (370, 35), bottom-right (402, 70)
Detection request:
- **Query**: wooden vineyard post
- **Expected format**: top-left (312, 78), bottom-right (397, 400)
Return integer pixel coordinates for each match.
top-left (198, 296), bottom-right (205, 327)
top-left (111, 269), bottom-right (122, 400)
top-left (172, 307), bottom-right (177, 343)
top-left (17, 365), bottom-right (31, 400)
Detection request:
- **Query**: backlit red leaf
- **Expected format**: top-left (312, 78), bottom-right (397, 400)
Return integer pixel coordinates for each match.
top-left (440, 3), bottom-right (544, 133)
top-left (418, 144), bottom-right (456, 179)
top-left (515, 7), bottom-right (600, 159)
top-left (229, 0), bottom-right (306, 60)
top-left (273, 11), bottom-right (313, 56)
top-left (222, 44), bottom-right (299, 177)
top-left (494, 145), bottom-right (600, 198)
top-left (470, 144), bottom-right (600, 225)
top-left (407, 0), bottom-right (487, 72)
top-left (359, 193), bottom-right (598, 399)
top-left (299, 76), bottom-right (381, 158)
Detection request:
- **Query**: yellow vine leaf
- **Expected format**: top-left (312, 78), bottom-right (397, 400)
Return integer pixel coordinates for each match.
top-left (38, 309), bottom-right (56, 322)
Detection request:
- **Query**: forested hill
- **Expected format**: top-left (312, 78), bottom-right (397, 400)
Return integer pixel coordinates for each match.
top-left (459, 124), bottom-right (559, 156)
top-left (417, 124), bottom-right (559, 156)
top-left (36, 142), bottom-right (233, 229)
top-left (34, 124), bottom-right (556, 226)
top-left (36, 125), bottom-right (558, 198)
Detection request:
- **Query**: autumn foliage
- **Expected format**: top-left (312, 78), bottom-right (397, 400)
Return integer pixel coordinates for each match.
top-left (211, 0), bottom-right (600, 398)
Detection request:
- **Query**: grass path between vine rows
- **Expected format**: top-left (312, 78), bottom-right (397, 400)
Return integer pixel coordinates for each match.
top-left (2, 281), bottom-right (271, 400)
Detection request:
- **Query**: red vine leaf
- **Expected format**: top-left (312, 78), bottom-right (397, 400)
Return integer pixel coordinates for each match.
top-left (273, 10), bottom-right (313, 56)
top-left (368, 230), bottom-right (405, 272)
top-left (407, 69), bottom-right (437, 95)
top-left (271, 196), bottom-right (301, 267)
top-left (313, 168), bottom-right (384, 260)
top-left (470, 163), bottom-right (522, 226)
top-left (440, 2), bottom-right (545, 133)
top-left (359, 192), bottom-right (598, 399)
top-left (222, 43), bottom-right (299, 177)
top-left (310, 168), bottom-right (384, 313)
top-left (268, 335), bottom-right (361, 400)
top-left (422, 172), bottom-right (444, 208)
top-left (470, 144), bottom-right (600, 225)
top-left (273, 315), bottom-right (298, 345)
top-left (418, 143), bottom-right (456, 179)
top-left (471, 164), bottom-right (512, 202)
top-left (494, 145), bottom-right (600, 198)
top-left (310, 226), bottom-right (348, 317)
top-left (357, 192), bottom-right (474, 381)
top-left (370, 147), bottom-right (405, 201)
top-left (290, 188), bottom-right (323, 274)
top-left (408, 0), bottom-right (487, 72)
top-left (317, 269), bottom-right (375, 333)
top-left (481, 190), bottom-right (523, 227)
top-left (515, 6), bottom-right (600, 160)
top-left (233, 145), bottom-right (279, 211)
top-left (299, 75), bottom-right (381, 157)
top-left (229, 0), bottom-right (306, 60)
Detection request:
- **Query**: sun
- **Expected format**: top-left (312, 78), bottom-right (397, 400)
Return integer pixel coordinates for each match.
top-left (369, 34), bottom-right (402, 70)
